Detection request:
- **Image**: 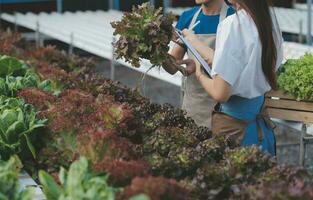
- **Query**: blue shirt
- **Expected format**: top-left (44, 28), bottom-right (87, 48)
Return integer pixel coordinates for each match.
top-left (176, 6), bottom-right (235, 34)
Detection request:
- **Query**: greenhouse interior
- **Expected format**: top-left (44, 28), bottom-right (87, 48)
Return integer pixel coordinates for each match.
top-left (0, 0), bottom-right (313, 199)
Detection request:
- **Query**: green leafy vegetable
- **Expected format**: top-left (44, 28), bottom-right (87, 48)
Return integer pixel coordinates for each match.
top-left (38, 79), bottom-right (63, 95)
top-left (39, 157), bottom-right (120, 200)
top-left (0, 78), bottom-right (9, 96)
top-left (5, 70), bottom-right (41, 96)
top-left (2, 32), bottom-right (313, 200)
top-left (111, 3), bottom-right (175, 67)
top-left (0, 155), bottom-right (34, 200)
top-left (130, 194), bottom-right (150, 200)
top-left (278, 53), bottom-right (313, 101)
top-left (0, 96), bottom-right (47, 160)
top-left (0, 56), bottom-right (38, 96)
top-left (0, 55), bottom-right (59, 96)
top-left (0, 55), bottom-right (28, 78)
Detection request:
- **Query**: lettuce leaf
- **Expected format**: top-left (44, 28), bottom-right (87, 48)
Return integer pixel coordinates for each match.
top-left (0, 96), bottom-right (47, 160)
top-left (0, 155), bottom-right (34, 200)
top-left (39, 157), bottom-right (120, 200)
top-left (0, 55), bottom-right (28, 78)
top-left (278, 53), bottom-right (313, 101)
top-left (111, 3), bottom-right (175, 68)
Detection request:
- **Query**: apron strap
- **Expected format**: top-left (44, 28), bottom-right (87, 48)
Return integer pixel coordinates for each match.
top-left (219, 2), bottom-right (229, 22)
top-left (189, 3), bottom-right (229, 29)
top-left (189, 8), bottom-right (202, 29)
top-left (184, 8), bottom-right (201, 93)
top-left (254, 114), bottom-right (276, 143)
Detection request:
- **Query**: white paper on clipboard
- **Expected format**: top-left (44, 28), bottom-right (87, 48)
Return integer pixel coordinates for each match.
top-left (174, 29), bottom-right (212, 78)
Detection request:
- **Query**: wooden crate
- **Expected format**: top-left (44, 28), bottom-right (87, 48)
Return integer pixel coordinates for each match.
top-left (264, 90), bottom-right (313, 166)
top-left (264, 90), bottom-right (313, 124)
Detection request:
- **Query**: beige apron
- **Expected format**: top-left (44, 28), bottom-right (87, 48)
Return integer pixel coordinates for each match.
top-left (182, 4), bottom-right (228, 128)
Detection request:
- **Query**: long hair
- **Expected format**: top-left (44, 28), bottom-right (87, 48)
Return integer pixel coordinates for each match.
top-left (235, 0), bottom-right (278, 89)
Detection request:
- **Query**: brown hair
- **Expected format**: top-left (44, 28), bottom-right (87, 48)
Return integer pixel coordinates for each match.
top-left (235, 0), bottom-right (278, 89)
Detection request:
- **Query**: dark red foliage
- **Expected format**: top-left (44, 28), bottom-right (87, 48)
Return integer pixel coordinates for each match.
top-left (26, 45), bottom-right (57, 61)
top-left (40, 87), bottom-right (134, 134)
top-left (116, 176), bottom-right (189, 200)
top-left (33, 61), bottom-right (72, 84)
top-left (93, 159), bottom-right (149, 186)
top-left (40, 89), bottom-right (96, 132)
top-left (58, 89), bottom-right (95, 109)
top-left (0, 30), bottom-right (23, 56)
top-left (83, 75), bottom-right (149, 106)
top-left (77, 127), bottom-right (136, 163)
top-left (17, 88), bottom-right (56, 110)
top-left (92, 96), bottom-right (133, 131)
top-left (36, 88), bottom-right (136, 173)
top-left (233, 165), bottom-right (313, 200)
top-left (25, 45), bottom-right (95, 74)
top-left (152, 104), bottom-right (195, 129)
top-left (37, 142), bottom-right (78, 173)
top-left (51, 172), bottom-right (61, 185)
top-left (233, 182), bottom-right (313, 200)
top-left (261, 165), bottom-right (313, 183)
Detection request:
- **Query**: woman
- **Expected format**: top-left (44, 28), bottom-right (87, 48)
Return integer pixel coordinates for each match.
top-left (179, 0), bottom-right (283, 156)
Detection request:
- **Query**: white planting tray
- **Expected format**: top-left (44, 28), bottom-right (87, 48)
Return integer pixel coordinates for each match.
top-left (19, 171), bottom-right (46, 200)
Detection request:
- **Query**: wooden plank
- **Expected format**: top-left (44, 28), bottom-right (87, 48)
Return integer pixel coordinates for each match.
top-left (265, 99), bottom-right (313, 112)
top-left (276, 142), bottom-right (300, 147)
top-left (265, 108), bottom-right (313, 124)
top-left (266, 90), bottom-right (296, 100)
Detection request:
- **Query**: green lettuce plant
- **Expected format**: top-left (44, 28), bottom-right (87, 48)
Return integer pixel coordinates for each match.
top-left (39, 157), bottom-right (120, 200)
top-left (0, 55), bottom-right (59, 96)
top-left (0, 96), bottom-right (47, 160)
top-left (278, 53), bottom-right (313, 101)
top-left (0, 55), bottom-right (28, 78)
top-left (5, 71), bottom-right (39, 96)
top-left (0, 155), bottom-right (34, 200)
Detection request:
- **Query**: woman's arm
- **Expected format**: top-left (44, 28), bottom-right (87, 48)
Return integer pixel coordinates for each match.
top-left (197, 72), bottom-right (232, 103)
top-left (179, 59), bottom-right (232, 102)
top-left (182, 29), bottom-right (215, 66)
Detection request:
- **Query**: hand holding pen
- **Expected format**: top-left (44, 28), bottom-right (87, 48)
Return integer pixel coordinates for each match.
top-left (174, 20), bottom-right (200, 45)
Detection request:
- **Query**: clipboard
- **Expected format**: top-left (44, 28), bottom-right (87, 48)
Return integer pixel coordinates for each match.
top-left (174, 28), bottom-right (212, 78)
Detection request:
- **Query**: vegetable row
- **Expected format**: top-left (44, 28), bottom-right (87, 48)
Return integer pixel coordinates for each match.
top-left (0, 30), bottom-right (313, 200)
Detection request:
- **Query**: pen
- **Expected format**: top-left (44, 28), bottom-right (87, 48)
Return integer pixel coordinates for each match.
top-left (189, 20), bottom-right (200, 31)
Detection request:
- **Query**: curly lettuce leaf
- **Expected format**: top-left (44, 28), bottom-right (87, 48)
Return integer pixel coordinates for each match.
top-left (278, 53), bottom-right (313, 101)
top-left (111, 3), bottom-right (175, 67)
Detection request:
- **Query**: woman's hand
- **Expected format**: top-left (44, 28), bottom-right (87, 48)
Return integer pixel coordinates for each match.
top-left (176, 59), bottom-right (196, 76)
top-left (177, 58), bottom-right (203, 77)
top-left (181, 29), bottom-right (215, 66)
